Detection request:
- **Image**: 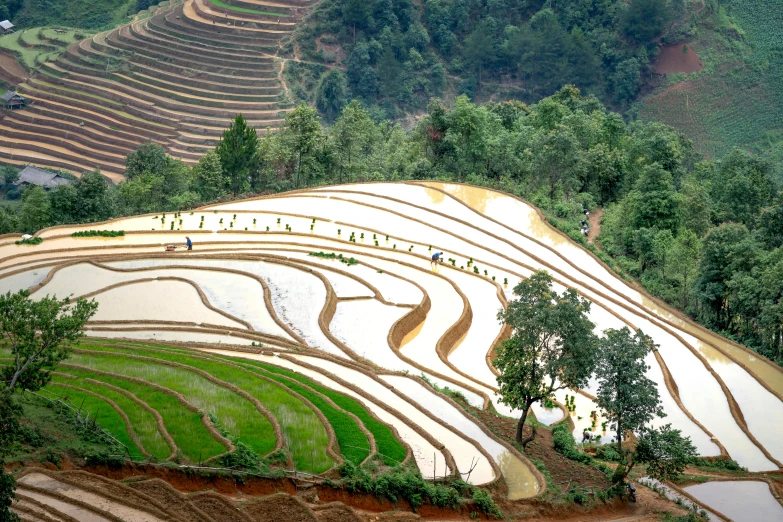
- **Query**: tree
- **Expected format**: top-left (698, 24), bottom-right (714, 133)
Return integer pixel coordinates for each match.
top-left (17, 186), bottom-right (51, 234)
top-left (622, 0), bottom-right (671, 43)
top-left (215, 114), bottom-right (259, 195)
top-left (0, 290), bottom-right (98, 391)
top-left (463, 18), bottom-right (497, 86)
top-left (532, 125), bottom-right (583, 201)
top-left (283, 105), bottom-right (323, 189)
top-left (316, 69), bottom-right (348, 121)
top-left (495, 270), bottom-right (599, 446)
top-left (193, 151), bottom-right (228, 202)
top-left (627, 163), bottom-right (681, 232)
top-left (0, 290), bottom-right (97, 522)
top-left (125, 142), bottom-right (168, 179)
top-left (332, 101), bottom-right (375, 183)
top-left (595, 328), bottom-right (664, 453)
top-left (636, 424), bottom-right (698, 482)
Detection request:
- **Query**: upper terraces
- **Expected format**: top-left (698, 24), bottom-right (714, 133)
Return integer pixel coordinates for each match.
top-left (0, 0), bottom-right (310, 182)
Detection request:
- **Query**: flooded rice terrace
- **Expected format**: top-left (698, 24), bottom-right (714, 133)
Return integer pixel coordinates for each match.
top-left (5, 182), bottom-right (783, 507)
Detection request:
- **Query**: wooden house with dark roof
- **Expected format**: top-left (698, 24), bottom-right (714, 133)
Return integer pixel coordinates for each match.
top-left (2, 90), bottom-right (26, 110)
top-left (13, 166), bottom-right (72, 190)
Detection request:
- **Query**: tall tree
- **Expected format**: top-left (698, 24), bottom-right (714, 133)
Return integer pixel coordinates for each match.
top-left (332, 101), bottom-right (375, 183)
top-left (17, 186), bottom-right (51, 234)
top-left (495, 270), bottom-right (599, 446)
top-left (215, 114), bottom-right (259, 195)
top-left (316, 69), bottom-right (348, 121)
top-left (595, 327), bottom-right (664, 455)
top-left (124, 142), bottom-right (168, 179)
top-left (193, 151), bottom-right (228, 202)
top-left (622, 0), bottom-right (671, 43)
top-left (283, 105), bottom-right (323, 189)
top-left (0, 290), bottom-right (97, 521)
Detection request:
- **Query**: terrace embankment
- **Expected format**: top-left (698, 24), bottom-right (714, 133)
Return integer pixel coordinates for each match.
top-left (0, 0), bottom-right (311, 177)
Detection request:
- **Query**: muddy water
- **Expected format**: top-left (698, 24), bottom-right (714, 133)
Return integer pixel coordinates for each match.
top-left (18, 473), bottom-right (167, 522)
top-left (530, 403), bottom-right (563, 425)
top-left (331, 300), bottom-right (408, 364)
top-left (0, 266), bottom-right (52, 293)
top-left (105, 259), bottom-right (294, 340)
top-left (130, 257), bottom-right (347, 357)
top-left (684, 481), bottom-right (783, 522)
top-left (425, 182), bottom-right (783, 399)
top-left (383, 374), bottom-right (540, 496)
top-left (202, 349), bottom-right (449, 478)
top-left (88, 279), bottom-right (245, 329)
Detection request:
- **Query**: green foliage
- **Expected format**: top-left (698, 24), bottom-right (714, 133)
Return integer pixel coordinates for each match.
top-left (215, 114), bottom-right (260, 195)
top-left (0, 290), bottom-right (97, 392)
top-left (551, 423), bottom-right (592, 465)
top-left (495, 270), bottom-right (598, 444)
top-left (316, 69), bottom-right (348, 121)
top-left (14, 237), bottom-right (42, 245)
top-left (71, 230), bottom-right (125, 237)
top-left (471, 488), bottom-right (502, 518)
top-left (337, 461), bottom-right (487, 512)
top-left (595, 328), bottom-right (664, 453)
top-left (13, 0), bottom-right (140, 30)
top-left (636, 424), bottom-right (698, 482)
top-left (692, 456), bottom-right (746, 472)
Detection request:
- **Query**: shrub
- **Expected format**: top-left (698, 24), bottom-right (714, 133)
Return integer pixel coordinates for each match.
top-left (595, 445), bottom-right (623, 462)
top-left (72, 230), bottom-right (125, 238)
top-left (16, 237), bottom-right (43, 245)
top-left (552, 423), bottom-right (592, 464)
top-left (309, 251), bottom-right (337, 259)
top-left (472, 488), bottom-right (502, 518)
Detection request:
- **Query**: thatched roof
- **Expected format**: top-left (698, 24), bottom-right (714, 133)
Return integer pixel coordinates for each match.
top-left (13, 166), bottom-right (72, 189)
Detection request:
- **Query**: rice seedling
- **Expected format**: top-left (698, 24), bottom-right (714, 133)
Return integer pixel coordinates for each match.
top-left (51, 374), bottom-right (170, 461)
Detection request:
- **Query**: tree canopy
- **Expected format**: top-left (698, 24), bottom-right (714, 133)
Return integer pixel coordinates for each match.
top-left (495, 270), bottom-right (598, 445)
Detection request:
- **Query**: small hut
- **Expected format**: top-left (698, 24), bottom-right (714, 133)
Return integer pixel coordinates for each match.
top-left (0, 20), bottom-right (13, 34)
top-left (2, 91), bottom-right (26, 110)
top-left (13, 166), bottom-right (72, 190)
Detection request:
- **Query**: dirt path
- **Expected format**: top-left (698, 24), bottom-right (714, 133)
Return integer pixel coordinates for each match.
top-left (588, 207), bottom-right (603, 246)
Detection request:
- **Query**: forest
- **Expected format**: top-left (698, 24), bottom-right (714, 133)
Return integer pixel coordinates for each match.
top-left (1, 85), bottom-right (781, 367)
top-left (294, 0), bottom-right (683, 119)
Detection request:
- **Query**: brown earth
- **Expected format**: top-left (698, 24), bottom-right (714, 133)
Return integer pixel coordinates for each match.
top-left (471, 408), bottom-right (612, 492)
top-left (0, 50), bottom-right (28, 84)
top-left (654, 44), bottom-right (703, 75)
top-left (587, 207), bottom-right (603, 247)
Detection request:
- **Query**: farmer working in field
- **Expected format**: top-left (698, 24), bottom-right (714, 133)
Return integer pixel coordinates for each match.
top-left (186, 236), bottom-right (192, 251)
top-left (431, 251), bottom-right (444, 266)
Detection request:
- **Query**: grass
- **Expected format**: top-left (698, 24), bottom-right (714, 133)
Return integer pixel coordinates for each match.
top-left (56, 364), bottom-right (225, 463)
top-left (222, 357), bottom-right (408, 466)
top-left (209, 0), bottom-right (288, 17)
top-left (42, 383), bottom-right (143, 459)
top-left (3, 392), bottom-right (127, 466)
top-left (0, 27), bottom-right (86, 69)
top-left (235, 362), bottom-right (371, 464)
top-left (81, 339), bottom-right (406, 466)
top-left (14, 0), bottom-right (139, 31)
top-left (50, 374), bottom-right (171, 460)
top-left (68, 351), bottom-right (278, 458)
top-left (75, 344), bottom-right (333, 473)
top-left (636, 0), bottom-right (783, 158)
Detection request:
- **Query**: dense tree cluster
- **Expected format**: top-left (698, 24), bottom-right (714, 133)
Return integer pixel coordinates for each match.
top-left (302, 0), bottom-right (677, 117)
top-left (0, 84), bottom-right (780, 365)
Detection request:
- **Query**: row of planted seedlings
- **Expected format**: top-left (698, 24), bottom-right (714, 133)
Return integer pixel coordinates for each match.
top-left (46, 339), bottom-right (407, 473)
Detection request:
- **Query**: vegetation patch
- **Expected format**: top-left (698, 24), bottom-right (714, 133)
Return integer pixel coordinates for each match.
top-left (71, 230), bottom-right (125, 237)
top-left (15, 237), bottom-right (42, 245)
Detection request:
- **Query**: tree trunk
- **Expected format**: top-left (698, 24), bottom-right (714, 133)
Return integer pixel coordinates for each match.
top-left (516, 401), bottom-right (537, 448)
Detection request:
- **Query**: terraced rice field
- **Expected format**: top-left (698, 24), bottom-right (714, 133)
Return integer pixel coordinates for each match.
top-left (0, 0), bottom-right (308, 181)
top-left (2, 182), bottom-right (783, 510)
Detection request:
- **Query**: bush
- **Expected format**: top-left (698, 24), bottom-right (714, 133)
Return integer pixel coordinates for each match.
top-left (15, 237), bottom-right (43, 245)
top-left (552, 424), bottom-right (593, 464)
top-left (71, 230), bottom-right (125, 238)
top-left (595, 445), bottom-right (623, 462)
top-left (472, 488), bottom-right (502, 518)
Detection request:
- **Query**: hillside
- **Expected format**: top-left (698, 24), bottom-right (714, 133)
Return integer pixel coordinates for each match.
top-left (2, 182), bottom-right (782, 520)
top-left (0, 0), bottom-right (302, 180)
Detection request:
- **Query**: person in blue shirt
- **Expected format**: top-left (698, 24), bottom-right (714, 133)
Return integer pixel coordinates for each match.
top-left (186, 236), bottom-right (192, 250)
top-left (431, 251), bottom-right (443, 265)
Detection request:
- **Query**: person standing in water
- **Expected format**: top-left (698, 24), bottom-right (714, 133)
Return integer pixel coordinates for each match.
top-left (431, 251), bottom-right (443, 266)
top-left (186, 236), bottom-right (192, 251)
